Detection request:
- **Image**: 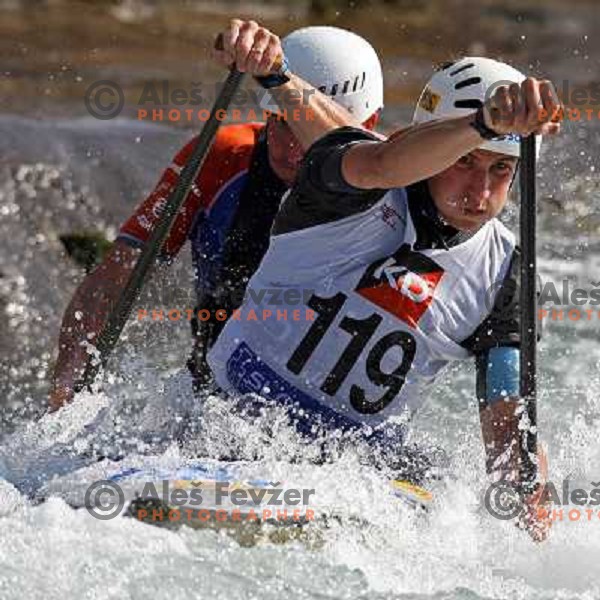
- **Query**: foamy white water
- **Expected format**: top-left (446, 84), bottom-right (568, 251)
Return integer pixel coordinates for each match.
top-left (1, 116), bottom-right (600, 599)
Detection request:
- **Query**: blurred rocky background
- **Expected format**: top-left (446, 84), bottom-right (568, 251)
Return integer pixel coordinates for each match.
top-left (2, 0), bottom-right (599, 119)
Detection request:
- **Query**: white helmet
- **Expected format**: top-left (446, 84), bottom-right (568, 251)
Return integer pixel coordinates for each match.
top-left (259, 26), bottom-right (383, 123)
top-left (413, 56), bottom-right (541, 157)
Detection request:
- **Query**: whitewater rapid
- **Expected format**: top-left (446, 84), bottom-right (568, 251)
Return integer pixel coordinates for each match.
top-left (1, 115), bottom-right (600, 599)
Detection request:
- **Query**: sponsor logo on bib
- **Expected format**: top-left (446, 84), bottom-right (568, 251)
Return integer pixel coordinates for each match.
top-left (355, 244), bottom-right (445, 327)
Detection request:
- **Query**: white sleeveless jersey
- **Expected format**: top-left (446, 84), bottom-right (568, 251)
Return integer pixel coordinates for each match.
top-left (208, 187), bottom-right (516, 429)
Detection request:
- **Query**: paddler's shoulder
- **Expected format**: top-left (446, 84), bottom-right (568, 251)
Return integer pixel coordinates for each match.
top-left (210, 122), bottom-right (265, 155)
top-left (170, 123), bottom-right (265, 186)
top-left (171, 122), bottom-right (263, 169)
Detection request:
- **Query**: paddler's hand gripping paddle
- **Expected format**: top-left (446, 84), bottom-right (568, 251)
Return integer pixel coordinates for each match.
top-left (73, 37), bottom-right (245, 393)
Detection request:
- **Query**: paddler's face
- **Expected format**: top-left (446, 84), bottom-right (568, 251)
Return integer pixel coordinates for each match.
top-left (427, 149), bottom-right (518, 232)
top-left (266, 116), bottom-right (305, 186)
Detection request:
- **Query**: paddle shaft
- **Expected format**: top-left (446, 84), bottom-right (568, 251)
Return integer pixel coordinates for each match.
top-left (519, 134), bottom-right (538, 486)
top-left (74, 68), bottom-right (245, 393)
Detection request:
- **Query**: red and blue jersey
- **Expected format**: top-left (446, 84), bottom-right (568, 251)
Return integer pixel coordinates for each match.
top-left (118, 122), bottom-right (285, 299)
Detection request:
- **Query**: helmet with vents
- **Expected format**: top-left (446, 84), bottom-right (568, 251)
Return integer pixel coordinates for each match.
top-left (259, 26), bottom-right (384, 123)
top-left (413, 56), bottom-right (541, 157)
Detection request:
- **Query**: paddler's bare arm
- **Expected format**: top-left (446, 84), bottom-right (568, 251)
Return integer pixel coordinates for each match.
top-left (49, 241), bottom-right (140, 411)
top-left (214, 27), bottom-right (562, 191)
top-left (479, 397), bottom-right (551, 542)
top-left (342, 78), bottom-right (561, 190)
top-left (479, 397), bottom-right (525, 480)
top-left (213, 19), bottom-right (378, 150)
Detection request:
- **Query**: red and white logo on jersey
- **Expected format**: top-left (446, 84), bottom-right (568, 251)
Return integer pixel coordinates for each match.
top-left (355, 245), bottom-right (445, 328)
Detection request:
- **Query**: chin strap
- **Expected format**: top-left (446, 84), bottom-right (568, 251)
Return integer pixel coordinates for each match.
top-left (508, 160), bottom-right (520, 190)
top-left (408, 180), bottom-right (476, 251)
